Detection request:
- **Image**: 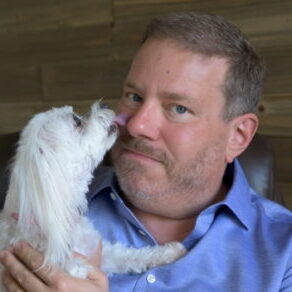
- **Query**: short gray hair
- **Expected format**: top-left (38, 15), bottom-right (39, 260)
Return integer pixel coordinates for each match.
top-left (142, 12), bottom-right (265, 120)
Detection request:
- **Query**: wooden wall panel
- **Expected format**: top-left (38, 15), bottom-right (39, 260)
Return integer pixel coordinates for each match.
top-left (42, 59), bottom-right (129, 100)
top-left (112, 20), bottom-right (146, 60)
top-left (262, 51), bottom-right (292, 95)
top-left (114, 0), bottom-right (283, 18)
top-left (0, 0), bottom-right (291, 208)
top-left (0, 0), bottom-right (112, 32)
top-left (0, 103), bottom-right (37, 134)
top-left (258, 94), bottom-right (292, 136)
top-left (0, 24), bottom-right (112, 65)
top-left (0, 64), bottom-right (41, 101)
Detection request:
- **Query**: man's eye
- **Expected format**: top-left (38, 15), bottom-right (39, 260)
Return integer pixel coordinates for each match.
top-left (174, 105), bottom-right (188, 114)
top-left (170, 105), bottom-right (189, 115)
top-left (165, 104), bottom-right (194, 123)
top-left (127, 93), bottom-right (143, 103)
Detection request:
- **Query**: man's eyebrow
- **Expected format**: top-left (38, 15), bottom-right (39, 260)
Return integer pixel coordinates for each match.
top-left (123, 81), bottom-right (198, 105)
top-left (123, 80), bottom-right (139, 90)
top-left (161, 92), bottom-right (197, 104)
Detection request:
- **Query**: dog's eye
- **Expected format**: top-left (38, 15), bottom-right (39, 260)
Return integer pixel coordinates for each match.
top-left (72, 114), bottom-right (83, 128)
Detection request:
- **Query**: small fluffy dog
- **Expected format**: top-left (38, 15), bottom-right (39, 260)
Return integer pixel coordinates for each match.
top-left (0, 102), bottom-right (185, 284)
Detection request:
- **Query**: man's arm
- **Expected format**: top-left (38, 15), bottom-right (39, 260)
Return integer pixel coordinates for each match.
top-left (0, 242), bottom-right (108, 292)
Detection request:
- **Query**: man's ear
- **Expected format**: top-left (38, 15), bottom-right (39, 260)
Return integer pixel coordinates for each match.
top-left (226, 113), bottom-right (259, 163)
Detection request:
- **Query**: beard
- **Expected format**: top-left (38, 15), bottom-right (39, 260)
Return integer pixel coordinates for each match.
top-left (111, 133), bottom-right (226, 215)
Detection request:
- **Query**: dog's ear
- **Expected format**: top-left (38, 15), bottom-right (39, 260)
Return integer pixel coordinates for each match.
top-left (5, 138), bottom-right (82, 268)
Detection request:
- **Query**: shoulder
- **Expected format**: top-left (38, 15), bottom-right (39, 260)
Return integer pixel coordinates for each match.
top-left (252, 193), bottom-right (292, 224)
top-left (250, 192), bottom-right (292, 243)
top-left (231, 160), bottom-right (292, 230)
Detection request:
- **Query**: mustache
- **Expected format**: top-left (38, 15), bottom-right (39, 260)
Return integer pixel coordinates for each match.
top-left (119, 136), bottom-right (172, 168)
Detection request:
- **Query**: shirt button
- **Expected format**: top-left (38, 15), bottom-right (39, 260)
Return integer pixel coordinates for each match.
top-left (110, 192), bottom-right (116, 200)
top-left (147, 274), bottom-right (156, 284)
top-left (138, 229), bottom-right (146, 236)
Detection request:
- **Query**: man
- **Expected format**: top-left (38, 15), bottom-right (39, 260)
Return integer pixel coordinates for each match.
top-left (1, 12), bottom-right (292, 291)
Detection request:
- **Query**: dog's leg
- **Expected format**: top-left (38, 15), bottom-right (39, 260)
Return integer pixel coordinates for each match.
top-left (101, 241), bottom-right (186, 275)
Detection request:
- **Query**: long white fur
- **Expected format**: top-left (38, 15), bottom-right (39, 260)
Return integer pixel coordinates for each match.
top-left (0, 102), bottom-right (186, 285)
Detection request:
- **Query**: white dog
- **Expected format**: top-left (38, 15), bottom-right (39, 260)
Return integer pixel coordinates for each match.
top-left (0, 102), bottom-right (185, 286)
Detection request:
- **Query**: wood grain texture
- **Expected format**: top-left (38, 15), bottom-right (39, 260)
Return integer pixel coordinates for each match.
top-left (0, 63), bottom-right (41, 101)
top-left (0, 0), bottom-right (112, 33)
top-left (0, 0), bottom-right (291, 208)
top-left (0, 24), bottom-right (112, 65)
top-left (258, 94), bottom-right (292, 137)
top-left (42, 59), bottom-right (130, 100)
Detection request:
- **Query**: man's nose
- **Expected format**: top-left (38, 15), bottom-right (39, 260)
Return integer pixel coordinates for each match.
top-left (126, 102), bottom-right (161, 140)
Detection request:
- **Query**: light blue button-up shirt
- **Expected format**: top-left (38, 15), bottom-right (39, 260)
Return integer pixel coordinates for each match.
top-left (86, 160), bottom-right (292, 291)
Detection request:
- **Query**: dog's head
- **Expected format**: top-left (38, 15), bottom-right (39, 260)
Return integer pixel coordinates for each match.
top-left (5, 101), bottom-right (118, 268)
top-left (23, 101), bottom-right (117, 170)
top-left (12, 101), bottom-right (118, 204)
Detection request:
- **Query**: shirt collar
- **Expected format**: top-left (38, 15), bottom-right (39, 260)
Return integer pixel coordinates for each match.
top-left (219, 159), bottom-right (254, 230)
top-left (86, 167), bottom-right (118, 202)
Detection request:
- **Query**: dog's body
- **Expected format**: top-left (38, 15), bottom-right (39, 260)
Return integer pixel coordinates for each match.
top-left (0, 102), bottom-right (185, 289)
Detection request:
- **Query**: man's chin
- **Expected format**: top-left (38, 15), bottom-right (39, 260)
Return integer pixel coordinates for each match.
top-left (114, 154), bottom-right (165, 183)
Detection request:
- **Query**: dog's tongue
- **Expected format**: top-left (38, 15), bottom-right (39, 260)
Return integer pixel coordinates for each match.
top-left (114, 113), bottom-right (129, 126)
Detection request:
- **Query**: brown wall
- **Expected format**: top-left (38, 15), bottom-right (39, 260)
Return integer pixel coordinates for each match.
top-left (0, 0), bottom-right (291, 208)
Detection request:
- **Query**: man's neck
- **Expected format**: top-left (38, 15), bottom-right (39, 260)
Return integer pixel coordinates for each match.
top-left (126, 182), bottom-right (229, 244)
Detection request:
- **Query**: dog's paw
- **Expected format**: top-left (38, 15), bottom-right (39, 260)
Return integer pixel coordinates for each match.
top-left (158, 241), bottom-right (186, 262)
top-left (65, 257), bottom-right (93, 279)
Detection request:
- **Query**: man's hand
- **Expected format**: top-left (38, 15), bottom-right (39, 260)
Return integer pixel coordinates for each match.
top-left (0, 242), bottom-right (108, 292)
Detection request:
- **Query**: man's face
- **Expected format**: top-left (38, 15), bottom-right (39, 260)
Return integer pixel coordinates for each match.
top-left (111, 38), bottom-right (234, 218)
